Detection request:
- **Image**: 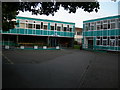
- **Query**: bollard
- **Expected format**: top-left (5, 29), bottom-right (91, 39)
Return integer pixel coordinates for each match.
top-left (20, 46), bottom-right (24, 49)
top-left (5, 45), bottom-right (9, 49)
top-left (56, 46), bottom-right (60, 49)
top-left (43, 46), bottom-right (47, 49)
top-left (34, 46), bottom-right (38, 49)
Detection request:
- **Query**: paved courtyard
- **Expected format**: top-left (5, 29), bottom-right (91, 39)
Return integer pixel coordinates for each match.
top-left (2, 49), bottom-right (119, 88)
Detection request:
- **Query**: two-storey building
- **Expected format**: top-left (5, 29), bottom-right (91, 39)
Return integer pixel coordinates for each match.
top-left (2, 16), bottom-right (75, 48)
top-left (82, 15), bottom-right (120, 51)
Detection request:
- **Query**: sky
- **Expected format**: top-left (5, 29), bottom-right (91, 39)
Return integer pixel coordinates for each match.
top-left (18, 0), bottom-right (119, 28)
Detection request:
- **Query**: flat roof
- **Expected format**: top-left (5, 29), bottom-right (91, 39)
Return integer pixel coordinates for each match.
top-left (17, 16), bottom-right (75, 25)
top-left (83, 15), bottom-right (120, 23)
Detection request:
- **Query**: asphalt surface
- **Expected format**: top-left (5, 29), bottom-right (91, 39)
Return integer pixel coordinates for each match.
top-left (2, 49), bottom-right (119, 88)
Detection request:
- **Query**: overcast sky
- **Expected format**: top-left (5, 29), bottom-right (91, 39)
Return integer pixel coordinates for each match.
top-left (18, 0), bottom-right (119, 28)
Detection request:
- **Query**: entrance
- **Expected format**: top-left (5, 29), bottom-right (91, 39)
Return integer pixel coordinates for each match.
top-left (88, 39), bottom-right (93, 49)
top-left (49, 38), bottom-right (59, 47)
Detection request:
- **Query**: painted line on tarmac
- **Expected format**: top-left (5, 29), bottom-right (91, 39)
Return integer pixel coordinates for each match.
top-left (2, 54), bottom-right (14, 64)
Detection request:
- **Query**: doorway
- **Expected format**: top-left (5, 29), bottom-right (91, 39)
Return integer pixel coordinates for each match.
top-left (88, 39), bottom-right (93, 49)
top-left (50, 38), bottom-right (59, 47)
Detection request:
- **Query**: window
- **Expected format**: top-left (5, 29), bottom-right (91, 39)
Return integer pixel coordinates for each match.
top-left (20, 23), bottom-right (25, 28)
top-left (103, 20), bottom-right (107, 23)
top-left (103, 37), bottom-right (107, 46)
top-left (77, 32), bottom-right (81, 35)
top-left (55, 24), bottom-right (57, 30)
top-left (67, 25), bottom-right (69, 31)
top-left (51, 26), bottom-right (54, 30)
top-left (97, 25), bottom-right (101, 30)
top-left (97, 40), bottom-right (100, 45)
top-left (103, 24), bottom-right (107, 29)
top-left (111, 19), bottom-right (115, 23)
top-left (111, 23), bottom-right (116, 29)
top-left (57, 26), bottom-right (61, 31)
top-left (90, 23), bottom-right (95, 30)
top-left (64, 27), bottom-right (67, 31)
top-left (108, 37), bottom-right (110, 45)
top-left (28, 24), bottom-right (32, 29)
top-left (70, 28), bottom-right (72, 32)
top-left (36, 24), bottom-right (40, 29)
top-left (43, 25), bottom-right (48, 30)
top-left (85, 23), bottom-right (90, 31)
top-left (41, 22), bottom-right (43, 29)
top-left (96, 37), bottom-right (102, 45)
top-left (108, 20), bottom-right (110, 29)
top-left (110, 36), bottom-right (115, 46)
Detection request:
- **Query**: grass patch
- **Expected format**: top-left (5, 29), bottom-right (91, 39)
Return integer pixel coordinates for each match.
top-left (74, 45), bottom-right (80, 49)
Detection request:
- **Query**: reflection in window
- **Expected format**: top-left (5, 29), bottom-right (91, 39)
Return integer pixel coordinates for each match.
top-left (51, 26), bottom-right (54, 30)
top-left (70, 28), bottom-right (72, 32)
top-left (103, 40), bottom-right (107, 46)
top-left (28, 24), bottom-right (32, 29)
top-left (43, 25), bottom-right (48, 30)
top-left (36, 24), bottom-right (40, 29)
top-left (110, 39), bottom-right (115, 46)
top-left (111, 23), bottom-right (116, 29)
top-left (57, 26), bottom-right (61, 31)
top-left (20, 23), bottom-right (25, 28)
top-left (64, 27), bottom-right (67, 31)
top-left (41, 22), bottom-right (43, 29)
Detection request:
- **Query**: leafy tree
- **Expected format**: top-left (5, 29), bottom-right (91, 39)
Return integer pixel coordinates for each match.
top-left (2, 2), bottom-right (100, 31)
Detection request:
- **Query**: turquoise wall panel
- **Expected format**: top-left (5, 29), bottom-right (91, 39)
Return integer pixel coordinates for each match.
top-left (36, 30), bottom-right (40, 35)
top-left (103, 30), bottom-right (107, 36)
top-left (10, 29), bottom-right (17, 33)
top-left (43, 30), bottom-right (47, 35)
top-left (28, 29), bottom-right (32, 34)
top-left (24, 29), bottom-right (27, 34)
top-left (19, 29), bottom-right (24, 34)
top-left (57, 31), bottom-right (61, 36)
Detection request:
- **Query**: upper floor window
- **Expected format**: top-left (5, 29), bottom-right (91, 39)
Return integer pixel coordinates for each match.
top-left (76, 32), bottom-right (81, 35)
top-left (63, 24), bottom-right (67, 31)
top-left (41, 22), bottom-right (43, 29)
top-left (85, 23), bottom-right (90, 31)
top-left (64, 27), bottom-right (67, 31)
top-left (43, 25), bottom-right (48, 30)
top-left (36, 24), bottom-right (40, 29)
top-left (57, 26), bottom-right (61, 31)
top-left (56, 23), bottom-right (61, 31)
top-left (20, 23), bottom-right (25, 28)
top-left (50, 23), bottom-right (54, 30)
top-left (69, 25), bottom-right (73, 32)
top-left (28, 24), bottom-right (32, 29)
top-left (90, 22), bottom-right (95, 30)
top-left (67, 25), bottom-right (70, 31)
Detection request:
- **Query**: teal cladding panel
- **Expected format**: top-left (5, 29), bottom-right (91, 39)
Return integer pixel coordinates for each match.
top-left (19, 29), bottom-right (24, 34)
top-left (2, 28), bottom-right (74, 38)
top-left (28, 29), bottom-right (32, 34)
top-left (84, 29), bottom-right (120, 37)
top-left (36, 30), bottom-right (40, 35)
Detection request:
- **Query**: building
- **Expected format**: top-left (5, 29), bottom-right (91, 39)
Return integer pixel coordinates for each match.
top-left (82, 15), bottom-right (120, 51)
top-left (74, 27), bottom-right (82, 44)
top-left (2, 16), bottom-right (75, 48)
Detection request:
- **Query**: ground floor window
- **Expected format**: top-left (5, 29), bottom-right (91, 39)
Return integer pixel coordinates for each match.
top-left (103, 37), bottom-right (107, 46)
top-left (96, 37), bottom-right (102, 45)
top-left (95, 36), bottom-right (120, 47)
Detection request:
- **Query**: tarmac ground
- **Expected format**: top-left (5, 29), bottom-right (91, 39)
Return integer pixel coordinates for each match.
top-left (2, 49), bottom-right (119, 88)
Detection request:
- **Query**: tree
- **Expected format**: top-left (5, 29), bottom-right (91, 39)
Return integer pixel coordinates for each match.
top-left (2, 2), bottom-right (100, 31)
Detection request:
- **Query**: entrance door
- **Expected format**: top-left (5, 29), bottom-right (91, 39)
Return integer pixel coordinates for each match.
top-left (88, 40), bottom-right (93, 49)
top-left (50, 38), bottom-right (59, 47)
